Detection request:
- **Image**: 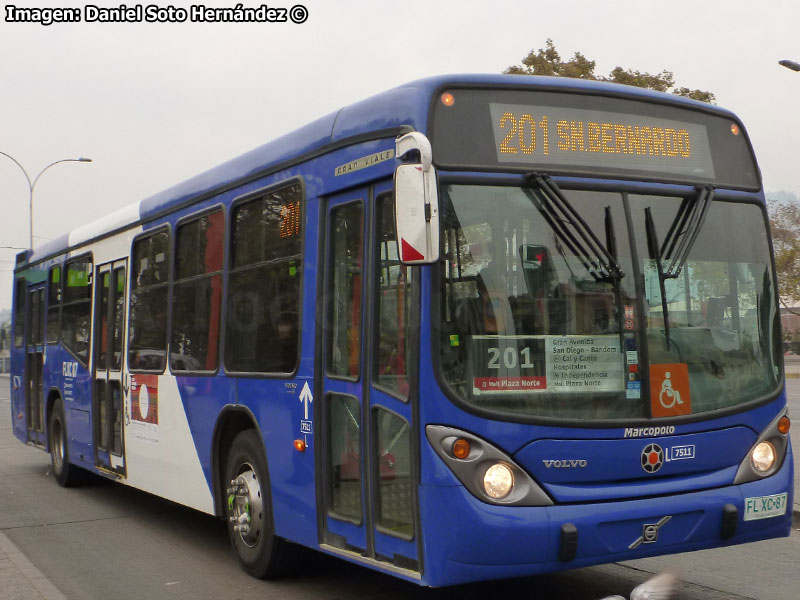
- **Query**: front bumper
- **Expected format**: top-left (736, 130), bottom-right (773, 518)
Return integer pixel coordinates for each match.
top-left (418, 448), bottom-right (793, 587)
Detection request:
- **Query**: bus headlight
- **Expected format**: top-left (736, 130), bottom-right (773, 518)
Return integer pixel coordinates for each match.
top-left (734, 408), bottom-right (790, 485)
top-left (751, 441), bottom-right (776, 472)
top-left (426, 425), bottom-right (553, 506)
top-left (484, 463), bottom-right (514, 499)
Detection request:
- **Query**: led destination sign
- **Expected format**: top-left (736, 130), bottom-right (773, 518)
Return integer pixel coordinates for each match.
top-left (431, 89), bottom-right (760, 189)
top-left (489, 103), bottom-right (715, 179)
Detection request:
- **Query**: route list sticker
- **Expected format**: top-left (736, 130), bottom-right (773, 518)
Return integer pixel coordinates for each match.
top-left (546, 336), bottom-right (624, 392)
top-left (470, 335), bottom-right (624, 395)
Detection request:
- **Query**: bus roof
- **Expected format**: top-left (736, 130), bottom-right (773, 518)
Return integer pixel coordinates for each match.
top-left (22, 74), bottom-right (737, 267)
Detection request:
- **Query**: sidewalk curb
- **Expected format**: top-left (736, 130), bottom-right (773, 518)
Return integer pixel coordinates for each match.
top-left (0, 531), bottom-right (66, 600)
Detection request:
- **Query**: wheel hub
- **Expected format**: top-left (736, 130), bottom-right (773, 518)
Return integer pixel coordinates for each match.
top-left (227, 464), bottom-right (263, 547)
top-left (52, 420), bottom-right (64, 470)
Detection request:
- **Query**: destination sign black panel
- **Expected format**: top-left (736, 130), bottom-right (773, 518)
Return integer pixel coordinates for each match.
top-left (431, 88), bottom-right (759, 189)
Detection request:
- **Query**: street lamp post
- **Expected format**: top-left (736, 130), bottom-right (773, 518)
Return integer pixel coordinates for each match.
top-left (0, 152), bottom-right (92, 249)
top-left (779, 59), bottom-right (800, 72)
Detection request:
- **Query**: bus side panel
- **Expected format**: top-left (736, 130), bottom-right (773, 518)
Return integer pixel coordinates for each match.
top-left (125, 374), bottom-right (215, 514)
top-left (234, 194), bottom-right (321, 549)
top-left (9, 275), bottom-right (27, 443)
top-left (237, 377), bottom-right (317, 546)
top-left (175, 375), bottom-right (237, 496)
top-left (48, 345), bottom-right (92, 467)
top-left (9, 346), bottom-right (26, 443)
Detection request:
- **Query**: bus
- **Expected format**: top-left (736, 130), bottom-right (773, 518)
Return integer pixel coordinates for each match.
top-left (9, 74), bottom-right (792, 587)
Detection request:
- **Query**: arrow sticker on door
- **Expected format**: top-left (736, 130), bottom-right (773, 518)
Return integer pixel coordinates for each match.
top-left (299, 381), bottom-right (313, 438)
top-left (299, 381), bottom-right (313, 419)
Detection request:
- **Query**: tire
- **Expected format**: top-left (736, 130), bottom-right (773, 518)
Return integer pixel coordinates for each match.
top-left (224, 429), bottom-right (296, 578)
top-left (49, 398), bottom-right (81, 487)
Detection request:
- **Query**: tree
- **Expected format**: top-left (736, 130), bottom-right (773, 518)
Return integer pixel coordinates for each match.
top-left (504, 39), bottom-right (715, 104)
top-left (768, 199), bottom-right (800, 314)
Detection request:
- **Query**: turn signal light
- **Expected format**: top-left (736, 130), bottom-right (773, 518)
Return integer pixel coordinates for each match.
top-left (778, 416), bottom-right (790, 435)
top-left (452, 438), bottom-right (471, 459)
top-left (441, 92), bottom-right (455, 107)
top-left (294, 439), bottom-right (306, 452)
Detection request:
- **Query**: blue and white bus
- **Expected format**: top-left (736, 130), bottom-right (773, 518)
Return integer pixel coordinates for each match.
top-left (9, 74), bottom-right (792, 586)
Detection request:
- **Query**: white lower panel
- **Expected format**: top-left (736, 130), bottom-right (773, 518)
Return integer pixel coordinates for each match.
top-left (123, 374), bottom-right (214, 514)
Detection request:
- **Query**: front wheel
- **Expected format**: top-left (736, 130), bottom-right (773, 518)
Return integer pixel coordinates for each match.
top-left (224, 429), bottom-right (296, 578)
top-left (49, 398), bottom-right (81, 487)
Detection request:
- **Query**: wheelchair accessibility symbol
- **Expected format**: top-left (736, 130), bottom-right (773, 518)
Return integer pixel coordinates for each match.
top-left (650, 363), bottom-right (691, 417)
top-left (659, 372), bottom-right (683, 409)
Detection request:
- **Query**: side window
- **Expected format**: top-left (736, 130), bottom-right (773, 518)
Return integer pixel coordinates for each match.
top-left (47, 266), bottom-right (62, 344)
top-left (13, 278), bottom-right (25, 347)
top-left (225, 183), bottom-right (302, 373)
top-left (327, 202), bottom-right (364, 379)
top-left (171, 210), bottom-right (224, 372)
top-left (61, 257), bottom-right (93, 364)
top-left (129, 230), bottom-right (170, 371)
top-left (375, 195), bottom-right (413, 398)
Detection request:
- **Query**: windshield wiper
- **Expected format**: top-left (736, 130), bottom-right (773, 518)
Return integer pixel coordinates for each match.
top-left (660, 185), bottom-right (714, 279)
top-left (525, 173), bottom-right (624, 283)
top-left (645, 185), bottom-right (715, 349)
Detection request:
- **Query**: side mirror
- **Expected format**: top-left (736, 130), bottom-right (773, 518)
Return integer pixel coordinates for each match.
top-left (394, 134), bottom-right (439, 264)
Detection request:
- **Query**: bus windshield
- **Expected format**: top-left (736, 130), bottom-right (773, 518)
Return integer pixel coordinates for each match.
top-left (438, 183), bottom-right (780, 420)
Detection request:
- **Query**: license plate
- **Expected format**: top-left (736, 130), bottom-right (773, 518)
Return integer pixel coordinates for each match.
top-left (744, 493), bottom-right (788, 521)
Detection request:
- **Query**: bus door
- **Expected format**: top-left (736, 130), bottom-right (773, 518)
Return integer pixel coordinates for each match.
top-left (319, 184), bottom-right (419, 574)
top-left (92, 260), bottom-right (127, 475)
top-left (26, 284), bottom-right (46, 445)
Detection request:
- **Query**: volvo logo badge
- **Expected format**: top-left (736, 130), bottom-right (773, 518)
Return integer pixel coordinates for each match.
top-left (542, 459), bottom-right (588, 468)
top-left (641, 443), bottom-right (664, 473)
top-left (629, 516), bottom-right (672, 549)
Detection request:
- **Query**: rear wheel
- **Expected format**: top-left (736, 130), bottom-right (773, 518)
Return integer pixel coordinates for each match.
top-left (224, 429), bottom-right (296, 578)
top-left (49, 398), bottom-right (81, 487)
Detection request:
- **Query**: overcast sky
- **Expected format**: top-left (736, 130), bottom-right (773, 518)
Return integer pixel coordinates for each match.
top-left (1, 0), bottom-right (799, 311)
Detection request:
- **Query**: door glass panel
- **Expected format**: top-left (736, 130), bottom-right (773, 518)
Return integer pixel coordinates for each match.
top-left (97, 271), bottom-right (111, 371)
top-left (27, 353), bottom-right (44, 432)
top-left (47, 267), bottom-right (61, 344)
top-left (96, 379), bottom-right (109, 450)
top-left (111, 381), bottom-right (122, 455)
top-left (30, 289), bottom-right (43, 346)
top-left (112, 268), bottom-right (125, 371)
top-left (327, 393), bottom-right (362, 523)
top-left (375, 195), bottom-right (413, 398)
top-left (374, 407), bottom-right (413, 538)
top-left (328, 203), bottom-right (364, 378)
